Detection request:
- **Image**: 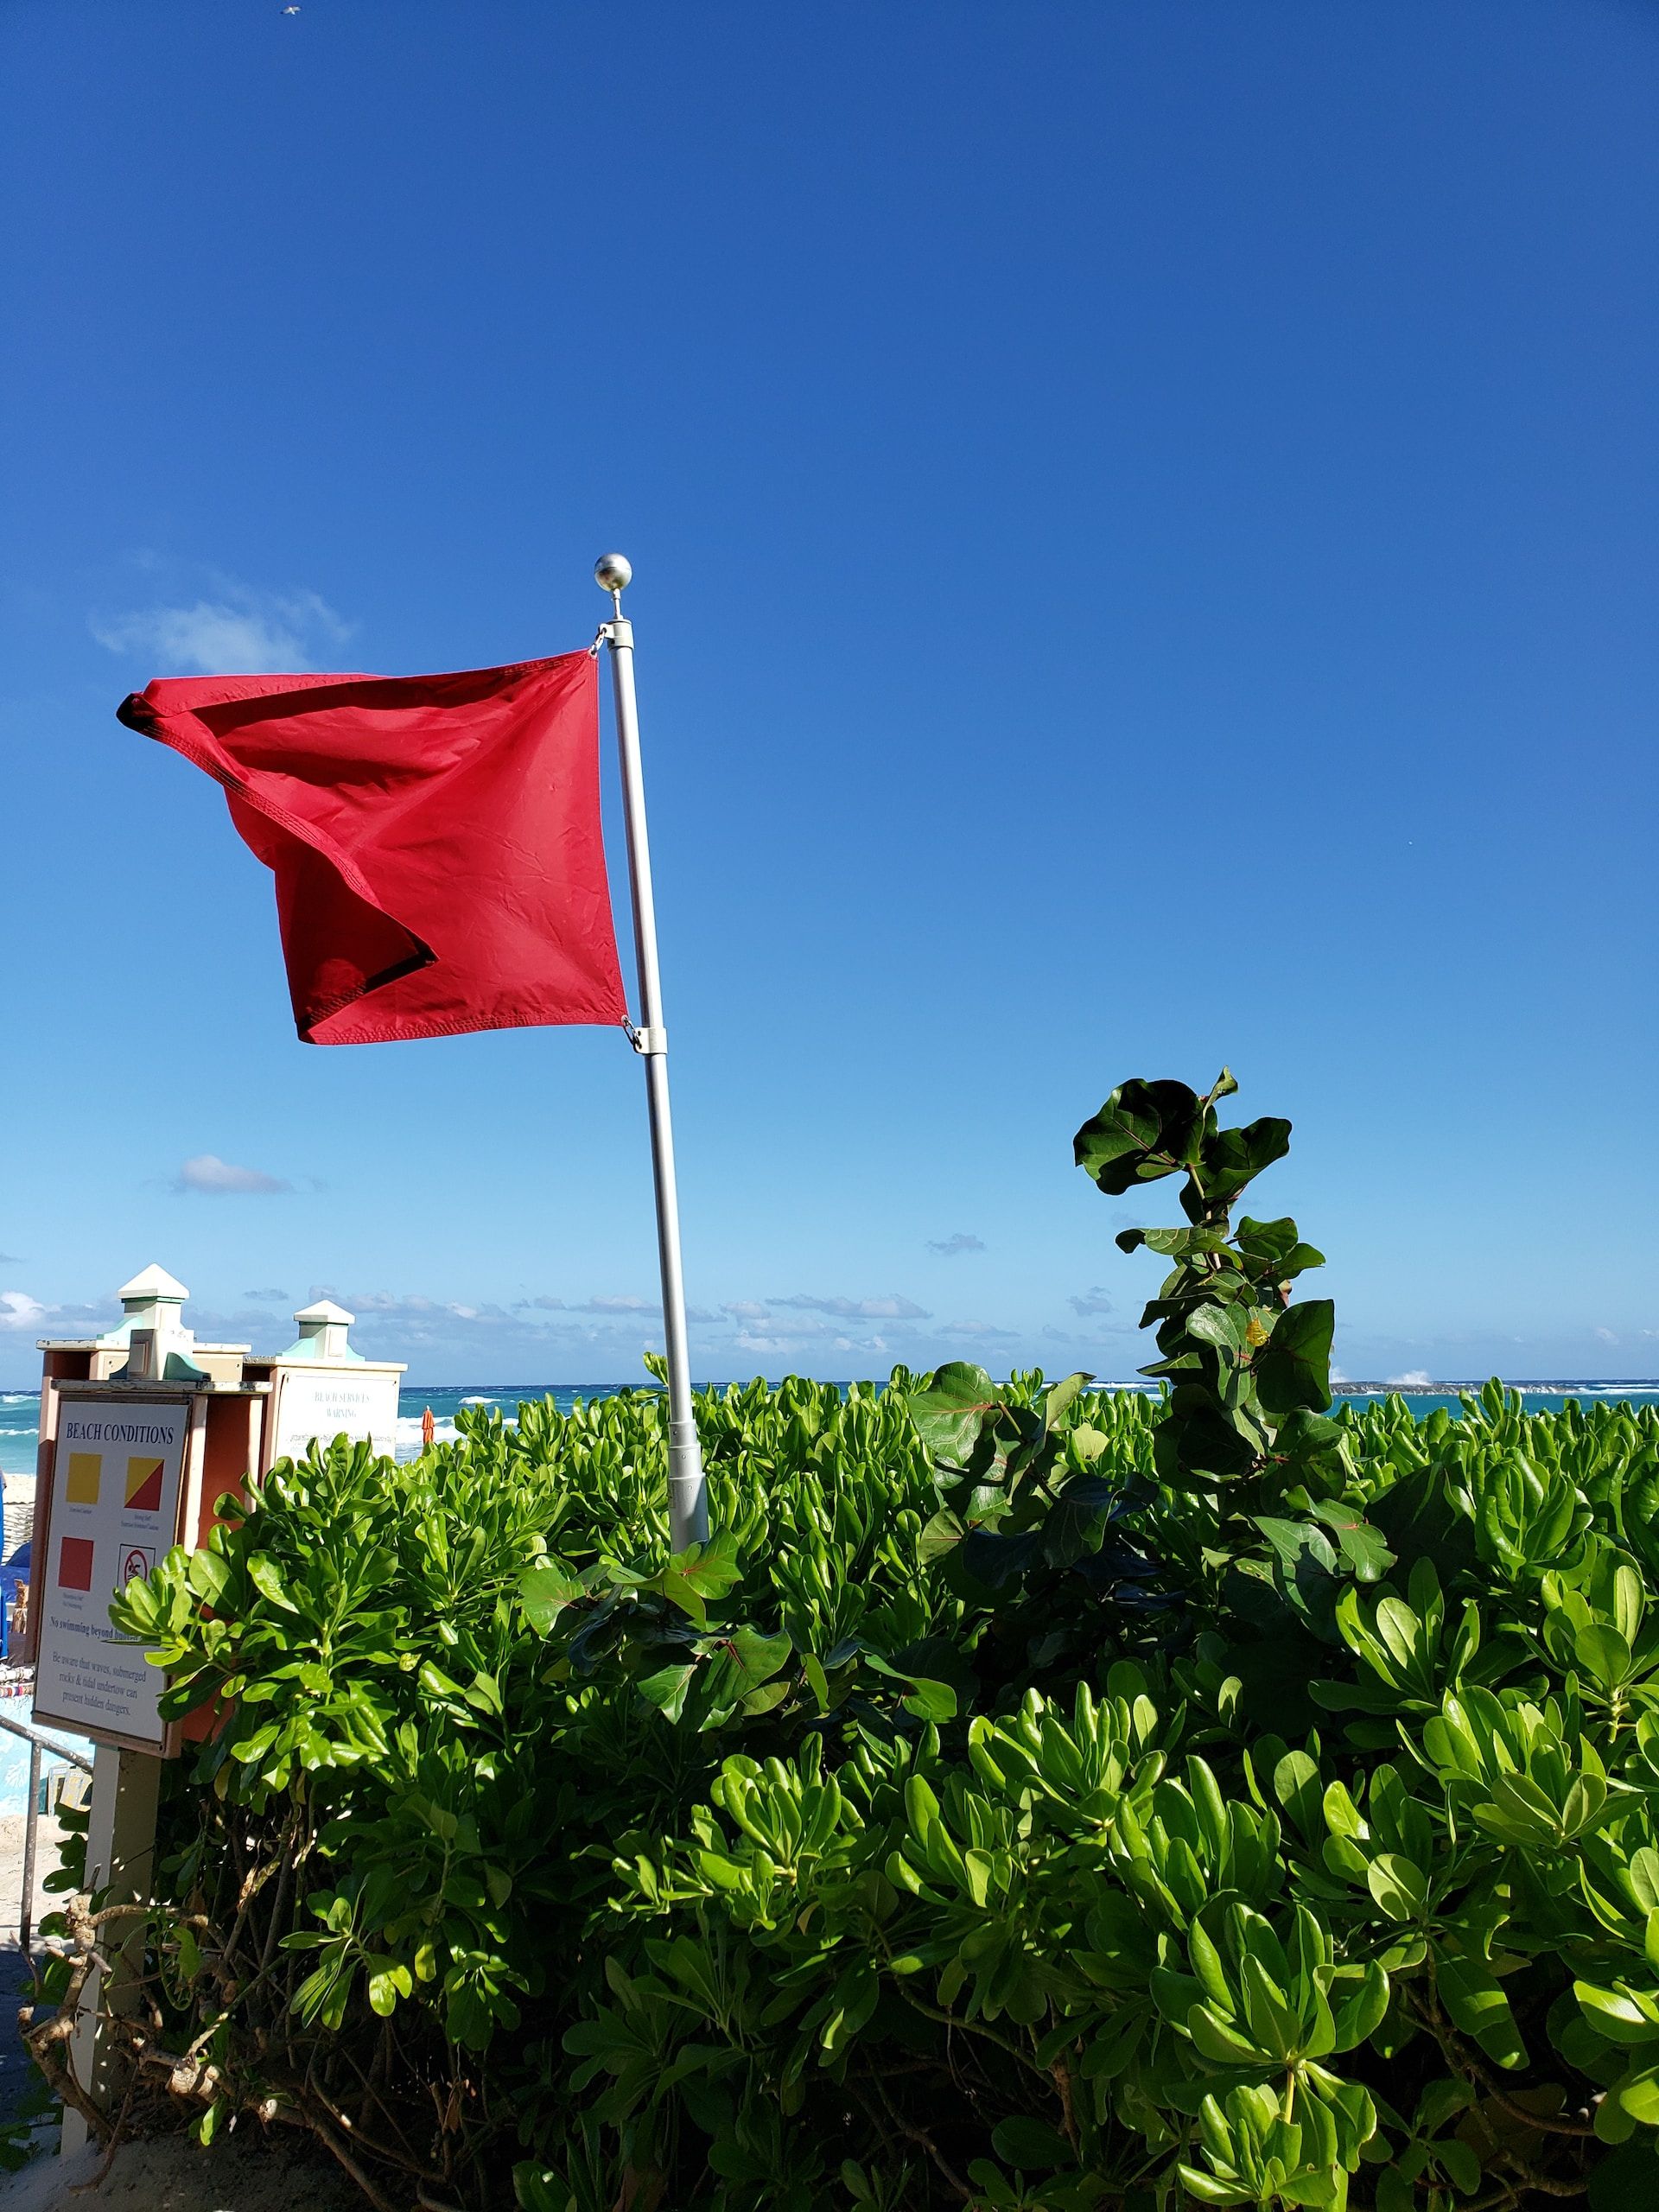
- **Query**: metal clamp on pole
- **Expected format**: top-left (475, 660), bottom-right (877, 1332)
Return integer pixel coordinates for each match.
top-left (594, 555), bottom-right (709, 1553)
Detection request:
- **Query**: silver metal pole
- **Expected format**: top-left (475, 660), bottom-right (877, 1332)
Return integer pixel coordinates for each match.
top-left (19, 1740), bottom-right (40, 1951)
top-left (0, 1709), bottom-right (94, 1773)
top-left (594, 556), bottom-right (709, 1551)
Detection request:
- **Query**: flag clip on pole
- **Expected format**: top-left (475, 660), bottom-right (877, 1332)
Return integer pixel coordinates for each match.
top-left (594, 556), bottom-right (710, 1553)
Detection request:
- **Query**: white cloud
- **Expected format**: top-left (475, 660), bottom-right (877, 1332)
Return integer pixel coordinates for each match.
top-left (927, 1234), bottom-right (985, 1257)
top-left (94, 582), bottom-right (353, 676)
top-left (771, 1294), bottom-right (931, 1319)
top-left (722, 1300), bottom-right (772, 1321)
top-left (943, 1319), bottom-right (1018, 1341)
top-left (0, 1291), bottom-right (51, 1332)
top-left (1068, 1287), bottom-right (1114, 1317)
top-left (1594, 1326), bottom-right (1619, 1344)
top-left (1387, 1370), bottom-right (1433, 1389)
top-left (175, 1154), bottom-right (293, 1195)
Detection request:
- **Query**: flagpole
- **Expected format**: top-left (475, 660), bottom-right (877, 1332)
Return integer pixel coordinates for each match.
top-left (594, 555), bottom-right (709, 1551)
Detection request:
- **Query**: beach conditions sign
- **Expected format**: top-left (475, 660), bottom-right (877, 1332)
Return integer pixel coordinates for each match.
top-left (34, 1398), bottom-right (190, 1749)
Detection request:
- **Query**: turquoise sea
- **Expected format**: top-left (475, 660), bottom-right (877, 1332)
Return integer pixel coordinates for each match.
top-left (5, 1380), bottom-right (1659, 1482)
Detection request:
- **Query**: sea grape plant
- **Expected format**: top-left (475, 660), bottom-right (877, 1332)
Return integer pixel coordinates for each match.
top-left (910, 1074), bottom-right (1391, 1713)
top-left (1072, 1071), bottom-right (1336, 1492)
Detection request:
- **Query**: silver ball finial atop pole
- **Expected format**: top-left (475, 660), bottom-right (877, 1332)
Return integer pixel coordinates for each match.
top-left (594, 553), bottom-right (632, 615)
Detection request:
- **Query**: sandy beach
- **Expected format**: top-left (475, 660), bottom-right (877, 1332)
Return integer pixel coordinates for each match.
top-left (0, 2130), bottom-right (359, 2210)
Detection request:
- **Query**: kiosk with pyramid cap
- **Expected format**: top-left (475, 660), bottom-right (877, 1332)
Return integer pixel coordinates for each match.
top-left (28, 1270), bottom-right (404, 1749)
top-left (257, 1297), bottom-right (402, 1471)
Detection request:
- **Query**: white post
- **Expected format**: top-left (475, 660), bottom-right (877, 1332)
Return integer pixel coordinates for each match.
top-left (594, 556), bottom-right (709, 1552)
top-left (19, 1740), bottom-right (41, 1951)
top-left (60, 1743), bottom-right (160, 2154)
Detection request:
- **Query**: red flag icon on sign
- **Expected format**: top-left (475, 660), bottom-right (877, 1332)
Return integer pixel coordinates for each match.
top-left (117, 653), bottom-right (627, 1046)
top-left (58, 1538), bottom-right (95, 1592)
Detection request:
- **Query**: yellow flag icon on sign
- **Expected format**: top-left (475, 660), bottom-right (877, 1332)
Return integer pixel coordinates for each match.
top-left (65, 1453), bottom-right (101, 1505)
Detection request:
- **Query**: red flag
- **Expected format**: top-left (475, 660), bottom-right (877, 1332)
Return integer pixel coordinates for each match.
top-left (118, 652), bottom-right (628, 1045)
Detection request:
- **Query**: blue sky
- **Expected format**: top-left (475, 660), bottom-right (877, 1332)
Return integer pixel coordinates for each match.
top-left (2, 0), bottom-right (1655, 1389)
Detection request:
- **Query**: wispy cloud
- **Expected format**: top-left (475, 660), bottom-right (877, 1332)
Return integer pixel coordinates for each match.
top-left (1067, 1287), bottom-right (1114, 1317)
top-left (300, 1287), bottom-right (686, 1376)
top-left (770, 1294), bottom-right (931, 1319)
top-left (175, 1154), bottom-right (293, 1195)
top-left (339, 1291), bottom-right (489, 1324)
top-left (514, 1293), bottom-right (663, 1316)
top-left (93, 579), bottom-right (353, 676)
top-left (329, 1289), bottom-right (673, 1337)
top-left (243, 1287), bottom-right (290, 1304)
top-left (927, 1233), bottom-right (985, 1257)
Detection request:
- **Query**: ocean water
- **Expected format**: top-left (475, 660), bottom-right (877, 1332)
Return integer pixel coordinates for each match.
top-left (5, 1379), bottom-right (1659, 1480)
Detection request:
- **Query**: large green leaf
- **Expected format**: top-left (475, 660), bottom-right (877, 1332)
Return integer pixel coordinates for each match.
top-left (1439, 1955), bottom-right (1527, 2069)
top-left (518, 1560), bottom-right (585, 1634)
top-left (1073, 1077), bottom-right (1202, 1192)
top-left (1256, 1300), bottom-right (1336, 1418)
top-left (1309, 1503), bottom-right (1395, 1583)
top-left (1202, 1116), bottom-right (1293, 1203)
top-left (637, 1664), bottom-right (695, 1721)
top-left (990, 2117), bottom-right (1071, 2171)
top-left (906, 1363), bottom-right (1001, 1464)
top-left (1236, 1216), bottom-right (1326, 1280)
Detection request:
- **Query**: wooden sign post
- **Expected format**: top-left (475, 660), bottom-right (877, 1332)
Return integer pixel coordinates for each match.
top-left (29, 1274), bottom-right (402, 2149)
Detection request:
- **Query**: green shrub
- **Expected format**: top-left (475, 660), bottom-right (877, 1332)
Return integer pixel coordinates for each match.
top-left (82, 1076), bottom-right (1659, 2211)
